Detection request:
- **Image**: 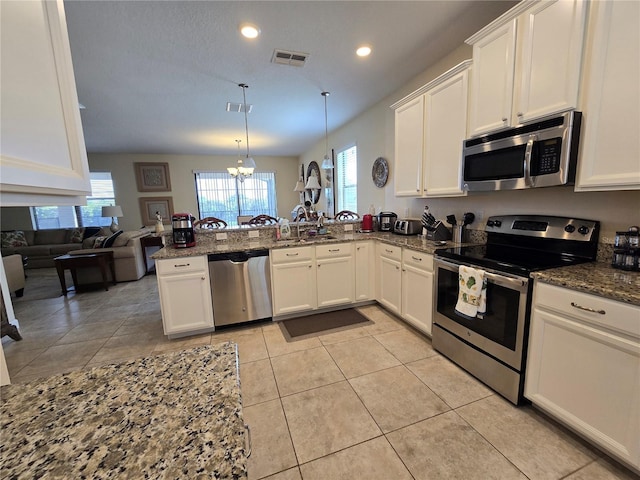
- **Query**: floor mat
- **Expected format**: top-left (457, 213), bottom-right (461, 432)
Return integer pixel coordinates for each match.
top-left (280, 309), bottom-right (372, 340)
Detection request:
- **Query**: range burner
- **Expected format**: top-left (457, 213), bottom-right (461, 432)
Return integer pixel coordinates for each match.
top-left (436, 215), bottom-right (600, 276)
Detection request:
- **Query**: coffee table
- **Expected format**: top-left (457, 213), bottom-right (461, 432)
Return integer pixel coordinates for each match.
top-left (53, 251), bottom-right (115, 296)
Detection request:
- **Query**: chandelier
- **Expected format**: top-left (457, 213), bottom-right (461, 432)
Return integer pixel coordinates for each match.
top-left (227, 83), bottom-right (256, 182)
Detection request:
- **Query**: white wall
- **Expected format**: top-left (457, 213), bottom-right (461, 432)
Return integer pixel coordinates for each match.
top-left (90, 153), bottom-right (300, 231)
top-left (300, 44), bottom-right (640, 241)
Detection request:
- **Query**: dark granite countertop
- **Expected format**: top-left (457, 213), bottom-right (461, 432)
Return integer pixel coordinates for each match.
top-left (0, 343), bottom-right (247, 479)
top-left (532, 262), bottom-right (640, 307)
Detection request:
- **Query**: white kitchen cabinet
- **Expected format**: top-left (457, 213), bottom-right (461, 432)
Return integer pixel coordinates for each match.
top-left (393, 96), bottom-right (425, 196)
top-left (391, 60), bottom-right (471, 198)
top-left (316, 243), bottom-right (354, 308)
top-left (423, 64), bottom-right (469, 197)
top-left (0, 0), bottom-right (91, 206)
top-left (355, 241), bottom-right (375, 301)
top-left (156, 256), bottom-right (214, 337)
top-left (271, 246), bottom-right (317, 315)
top-left (401, 249), bottom-right (434, 336)
top-left (575, 0), bottom-right (640, 191)
top-left (377, 243), bottom-right (402, 315)
top-left (466, 0), bottom-right (587, 136)
top-left (525, 282), bottom-right (640, 471)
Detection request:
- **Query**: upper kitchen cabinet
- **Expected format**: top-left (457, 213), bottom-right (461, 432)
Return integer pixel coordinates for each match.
top-left (392, 60), bottom-right (471, 198)
top-left (575, 0), bottom-right (640, 191)
top-left (467, 0), bottom-right (587, 137)
top-left (0, 0), bottom-right (91, 206)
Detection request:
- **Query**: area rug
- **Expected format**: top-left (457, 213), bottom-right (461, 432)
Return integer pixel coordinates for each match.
top-left (280, 309), bottom-right (372, 340)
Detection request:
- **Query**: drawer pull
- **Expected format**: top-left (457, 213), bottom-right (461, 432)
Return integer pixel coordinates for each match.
top-left (411, 256), bottom-right (422, 261)
top-left (286, 253), bottom-right (299, 257)
top-left (328, 249), bottom-right (340, 252)
top-left (174, 263), bottom-right (190, 268)
top-left (385, 249), bottom-right (393, 253)
top-left (571, 302), bottom-right (605, 315)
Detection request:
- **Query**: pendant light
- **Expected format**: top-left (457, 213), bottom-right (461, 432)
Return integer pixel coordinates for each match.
top-left (320, 91), bottom-right (333, 169)
top-left (228, 83), bottom-right (255, 182)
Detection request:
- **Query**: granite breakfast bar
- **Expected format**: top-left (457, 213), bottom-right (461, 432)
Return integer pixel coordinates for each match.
top-left (0, 343), bottom-right (248, 479)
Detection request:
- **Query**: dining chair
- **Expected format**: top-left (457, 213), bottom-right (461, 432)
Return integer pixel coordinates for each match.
top-left (248, 214), bottom-right (278, 225)
top-left (193, 217), bottom-right (227, 229)
top-left (335, 210), bottom-right (360, 221)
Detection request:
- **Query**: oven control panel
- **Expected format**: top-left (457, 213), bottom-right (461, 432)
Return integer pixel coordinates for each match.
top-left (485, 215), bottom-right (599, 242)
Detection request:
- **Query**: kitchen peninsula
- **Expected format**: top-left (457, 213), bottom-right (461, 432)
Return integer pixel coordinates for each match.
top-left (0, 343), bottom-right (248, 479)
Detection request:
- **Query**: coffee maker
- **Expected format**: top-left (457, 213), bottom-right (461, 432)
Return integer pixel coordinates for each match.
top-left (172, 213), bottom-right (196, 248)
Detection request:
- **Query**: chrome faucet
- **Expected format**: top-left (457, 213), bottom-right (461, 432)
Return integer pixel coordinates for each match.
top-left (294, 206), bottom-right (309, 239)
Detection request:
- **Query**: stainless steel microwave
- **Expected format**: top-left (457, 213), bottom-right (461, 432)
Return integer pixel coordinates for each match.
top-left (462, 111), bottom-right (582, 191)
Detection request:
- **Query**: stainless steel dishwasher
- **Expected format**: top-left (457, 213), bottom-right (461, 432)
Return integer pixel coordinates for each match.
top-left (208, 250), bottom-right (272, 326)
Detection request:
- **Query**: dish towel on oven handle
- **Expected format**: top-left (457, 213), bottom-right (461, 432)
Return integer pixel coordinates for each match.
top-left (455, 265), bottom-right (487, 319)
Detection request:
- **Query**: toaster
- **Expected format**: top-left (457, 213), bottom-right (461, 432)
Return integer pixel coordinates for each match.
top-left (393, 219), bottom-right (422, 235)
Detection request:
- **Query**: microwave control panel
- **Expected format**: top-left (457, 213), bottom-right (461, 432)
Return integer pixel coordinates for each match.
top-left (532, 137), bottom-right (562, 175)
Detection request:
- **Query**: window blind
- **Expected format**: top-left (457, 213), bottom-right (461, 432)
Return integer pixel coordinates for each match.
top-left (336, 145), bottom-right (358, 212)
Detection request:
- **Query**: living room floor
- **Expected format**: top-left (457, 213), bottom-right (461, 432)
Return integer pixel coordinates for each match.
top-left (2, 269), bottom-right (635, 480)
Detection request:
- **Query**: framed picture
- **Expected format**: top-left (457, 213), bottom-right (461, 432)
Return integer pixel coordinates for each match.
top-left (139, 196), bottom-right (174, 225)
top-left (134, 162), bottom-right (171, 192)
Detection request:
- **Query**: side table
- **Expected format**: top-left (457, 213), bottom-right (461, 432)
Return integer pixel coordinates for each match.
top-left (140, 235), bottom-right (165, 274)
top-left (53, 251), bottom-right (115, 296)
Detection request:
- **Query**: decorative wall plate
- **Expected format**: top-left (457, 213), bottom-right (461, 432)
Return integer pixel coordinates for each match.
top-left (372, 157), bottom-right (389, 188)
top-left (306, 161), bottom-right (321, 204)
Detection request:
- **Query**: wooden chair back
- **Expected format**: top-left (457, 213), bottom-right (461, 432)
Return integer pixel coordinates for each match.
top-left (335, 210), bottom-right (360, 221)
top-left (248, 214), bottom-right (278, 225)
top-left (193, 217), bottom-right (227, 229)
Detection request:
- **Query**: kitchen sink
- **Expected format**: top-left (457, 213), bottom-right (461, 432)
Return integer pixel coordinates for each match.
top-left (275, 235), bottom-right (338, 245)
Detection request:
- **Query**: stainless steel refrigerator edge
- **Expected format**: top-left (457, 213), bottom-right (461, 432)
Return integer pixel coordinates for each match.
top-left (208, 250), bottom-right (272, 326)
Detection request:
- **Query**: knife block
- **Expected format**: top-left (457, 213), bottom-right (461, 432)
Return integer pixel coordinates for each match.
top-left (425, 221), bottom-right (452, 241)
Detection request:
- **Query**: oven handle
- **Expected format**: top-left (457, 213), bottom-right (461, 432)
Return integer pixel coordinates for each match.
top-left (434, 257), bottom-right (529, 291)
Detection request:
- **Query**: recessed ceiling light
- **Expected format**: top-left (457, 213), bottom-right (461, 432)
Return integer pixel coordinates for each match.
top-left (240, 23), bottom-right (260, 39)
top-left (356, 45), bottom-right (372, 57)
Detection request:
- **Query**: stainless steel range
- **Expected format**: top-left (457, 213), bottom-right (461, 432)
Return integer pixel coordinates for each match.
top-left (432, 215), bottom-right (600, 405)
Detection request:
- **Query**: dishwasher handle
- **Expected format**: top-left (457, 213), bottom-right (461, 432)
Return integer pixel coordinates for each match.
top-left (208, 249), bottom-right (269, 263)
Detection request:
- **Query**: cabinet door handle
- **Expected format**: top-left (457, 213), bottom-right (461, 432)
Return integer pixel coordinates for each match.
top-left (308, 265), bottom-right (312, 269)
top-left (286, 252), bottom-right (299, 257)
top-left (517, 112), bottom-right (523, 117)
top-left (570, 302), bottom-right (605, 315)
top-left (502, 117), bottom-right (508, 122)
top-left (396, 265), bottom-right (400, 270)
top-left (201, 276), bottom-right (205, 280)
top-left (174, 263), bottom-right (190, 268)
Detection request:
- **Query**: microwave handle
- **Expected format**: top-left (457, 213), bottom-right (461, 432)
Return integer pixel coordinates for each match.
top-left (523, 135), bottom-right (537, 187)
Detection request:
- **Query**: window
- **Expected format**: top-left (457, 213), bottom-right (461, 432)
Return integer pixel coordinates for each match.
top-left (194, 171), bottom-right (277, 226)
top-left (31, 172), bottom-right (116, 229)
top-left (336, 145), bottom-right (358, 212)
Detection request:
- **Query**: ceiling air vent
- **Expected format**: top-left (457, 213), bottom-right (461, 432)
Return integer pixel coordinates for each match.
top-left (226, 102), bottom-right (253, 113)
top-left (272, 49), bottom-right (309, 67)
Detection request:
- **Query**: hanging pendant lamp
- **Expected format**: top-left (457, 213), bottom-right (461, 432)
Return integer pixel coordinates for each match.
top-left (320, 91), bottom-right (333, 169)
top-left (228, 83), bottom-right (255, 181)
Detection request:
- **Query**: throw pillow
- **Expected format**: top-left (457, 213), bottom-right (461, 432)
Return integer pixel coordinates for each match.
top-left (82, 226), bottom-right (102, 240)
top-left (93, 236), bottom-right (108, 249)
top-left (102, 230), bottom-right (123, 248)
top-left (1, 231), bottom-right (28, 248)
top-left (68, 228), bottom-right (85, 243)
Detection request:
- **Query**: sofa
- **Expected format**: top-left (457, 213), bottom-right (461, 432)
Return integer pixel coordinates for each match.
top-left (1, 227), bottom-right (152, 283)
top-left (67, 229), bottom-right (152, 283)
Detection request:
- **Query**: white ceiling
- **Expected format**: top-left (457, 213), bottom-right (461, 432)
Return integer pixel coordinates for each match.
top-left (64, 0), bottom-right (516, 157)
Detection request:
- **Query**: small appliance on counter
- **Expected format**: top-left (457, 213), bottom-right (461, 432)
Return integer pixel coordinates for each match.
top-left (172, 213), bottom-right (196, 248)
top-left (612, 226), bottom-right (639, 271)
top-left (361, 214), bottom-right (374, 232)
top-left (378, 212), bottom-right (397, 232)
top-left (393, 219), bottom-right (421, 235)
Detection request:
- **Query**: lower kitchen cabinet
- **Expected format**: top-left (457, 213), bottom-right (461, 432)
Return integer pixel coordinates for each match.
top-left (378, 244), bottom-right (402, 315)
top-left (316, 243), bottom-right (354, 308)
top-left (156, 256), bottom-right (214, 337)
top-left (271, 246), bottom-right (317, 316)
top-left (355, 241), bottom-right (375, 301)
top-left (401, 249), bottom-right (434, 336)
top-left (525, 282), bottom-right (640, 471)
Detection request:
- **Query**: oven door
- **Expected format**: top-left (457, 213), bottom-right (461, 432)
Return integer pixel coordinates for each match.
top-left (433, 257), bottom-right (530, 371)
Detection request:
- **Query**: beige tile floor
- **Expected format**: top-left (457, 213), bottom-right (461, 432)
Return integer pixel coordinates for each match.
top-left (2, 269), bottom-right (637, 480)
